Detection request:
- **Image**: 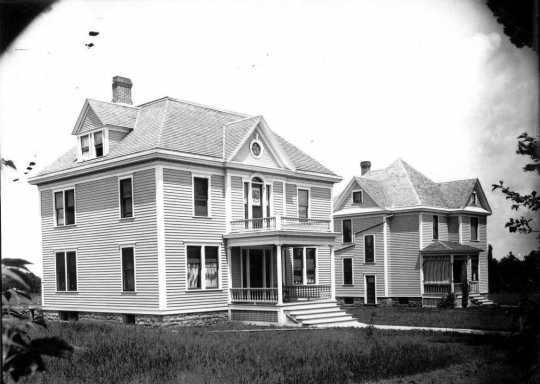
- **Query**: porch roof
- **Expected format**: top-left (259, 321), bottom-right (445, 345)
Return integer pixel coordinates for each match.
top-left (223, 230), bottom-right (338, 247)
top-left (421, 240), bottom-right (482, 254)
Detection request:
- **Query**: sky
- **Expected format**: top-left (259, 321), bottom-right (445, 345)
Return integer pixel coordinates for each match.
top-left (0, 0), bottom-right (538, 276)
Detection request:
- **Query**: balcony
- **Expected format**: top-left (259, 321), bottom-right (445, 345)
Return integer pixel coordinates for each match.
top-left (230, 215), bottom-right (331, 234)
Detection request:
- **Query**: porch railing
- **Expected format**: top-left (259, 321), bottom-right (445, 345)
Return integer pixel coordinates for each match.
top-left (468, 280), bottom-right (479, 294)
top-left (423, 283), bottom-right (451, 296)
top-left (230, 288), bottom-right (278, 303)
top-left (283, 285), bottom-right (331, 301)
top-left (229, 215), bottom-right (331, 233)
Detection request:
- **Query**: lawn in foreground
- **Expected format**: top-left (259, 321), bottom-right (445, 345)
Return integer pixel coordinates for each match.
top-left (345, 305), bottom-right (517, 331)
top-left (27, 321), bottom-right (519, 384)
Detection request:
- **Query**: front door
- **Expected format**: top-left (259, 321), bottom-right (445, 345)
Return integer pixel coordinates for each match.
top-left (366, 276), bottom-right (376, 305)
top-left (249, 249), bottom-right (264, 288)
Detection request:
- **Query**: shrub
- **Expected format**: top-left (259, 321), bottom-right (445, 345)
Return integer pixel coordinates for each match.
top-left (438, 293), bottom-right (456, 309)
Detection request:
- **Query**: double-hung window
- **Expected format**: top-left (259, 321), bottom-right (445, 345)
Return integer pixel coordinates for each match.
top-left (121, 247), bottom-right (135, 291)
top-left (56, 251), bottom-right (77, 291)
top-left (119, 177), bottom-right (133, 218)
top-left (306, 248), bottom-right (316, 284)
top-left (80, 135), bottom-right (90, 160)
top-left (298, 188), bottom-right (309, 219)
top-left (470, 217), bottom-right (479, 241)
top-left (292, 247), bottom-right (317, 285)
top-left (94, 131), bottom-right (104, 157)
top-left (364, 235), bottom-right (375, 263)
top-left (293, 248), bottom-right (304, 284)
top-left (343, 258), bottom-right (353, 285)
top-left (193, 177), bottom-right (209, 217)
top-left (54, 189), bottom-right (75, 226)
top-left (433, 215), bottom-right (439, 240)
top-left (342, 219), bottom-right (352, 243)
top-left (187, 245), bottom-right (219, 290)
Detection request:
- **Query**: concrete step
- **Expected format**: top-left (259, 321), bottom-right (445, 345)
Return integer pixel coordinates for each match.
top-left (313, 320), bottom-right (361, 328)
top-left (281, 302), bottom-right (338, 311)
top-left (289, 307), bottom-right (344, 316)
top-left (302, 316), bottom-right (355, 326)
top-left (295, 311), bottom-right (350, 321)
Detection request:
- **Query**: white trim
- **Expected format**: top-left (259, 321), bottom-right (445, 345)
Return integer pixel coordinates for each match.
top-left (155, 166), bottom-right (167, 309)
top-left (118, 175), bottom-right (134, 219)
top-left (120, 245), bottom-right (137, 292)
top-left (52, 187), bottom-right (76, 227)
top-left (54, 249), bottom-right (78, 293)
top-left (351, 189), bottom-right (364, 204)
top-left (418, 213), bottom-right (423, 249)
top-left (249, 137), bottom-right (264, 159)
top-left (363, 234), bottom-right (375, 263)
top-left (225, 172), bottom-right (232, 233)
top-left (290, 246), bottom-right (318, 285)
top-left (329, 245), bottom-right (335, 299)
top-left (363, 274), bottom-right (377, 305)
top-left (192, 174), bottom-right (212, 217)
top-left (297, 186), bottom-right (311, 219)
top-left (276, 244), bottom-right (283, 304)
top-left (184, 243), bottom-right (222, 291)
top-left (334, 178), bottom-right (359, 212)
top-left (226, 247), bottom-right (232, 303)
top-left (333, 205), bottom-right (491, 218)
top-left (458, 215), bottom-right (463, 243)
top-left (470, 216), bottom-right (479, 241)
top-left (383, 217), bottom-right (389, 297)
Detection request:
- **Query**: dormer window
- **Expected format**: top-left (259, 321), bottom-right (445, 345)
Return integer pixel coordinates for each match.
top-left (80, 135), bottom-right (90, 160)
top-left (471, 192), bottom-right (477, 205)
top-left (78, 129), bottom-right (108, 161)
top-left (352, 190), bottom-right (363, 204)
top-left (94, 131), bottom-right (103, 157)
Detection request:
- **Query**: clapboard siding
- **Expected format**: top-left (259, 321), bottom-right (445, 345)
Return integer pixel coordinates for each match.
top-left (460, 215), bottom-right (488, 293)
top-left (448, 216), bottom-right (459, 242)
top-left (285, 183), bottom-right (297, 216)
top-left (341, 180), bottom-right (379, 210)
top-left (230, 176), bottom-right (245, 221)
top-left (273, 181), bottom-right (284, 216)
top-left (335, 215), bottom-right (385, 298)
top-left (40, 167), bottom-right (159, 312)
top-left (421, 214), bottom-right (449, 246)
top-left (388, 214), bottom-right (421, 297)
top-left (311, 186), bottom-right (331, 219)
top-left (163, 167), bottom-right (228, 310)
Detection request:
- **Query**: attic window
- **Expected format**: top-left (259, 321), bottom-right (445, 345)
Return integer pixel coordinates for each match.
top-left (250, 139), bottom-right (263, 158)
top-left (78, 129), bottom-right (108, 161)
top-left (80, 135), bottom-right (90, 160)
top-left (352, 190), bottom-right (363, 204)
top-left (471, 192), bottom-right (477, 205)
top-left (94, 131), bottom-right (103, 157)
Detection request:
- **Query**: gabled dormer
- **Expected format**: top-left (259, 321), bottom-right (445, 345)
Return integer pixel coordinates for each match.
top-left (465, 180), bottom-right (491, 212)
top-left (72, 76), bottom-right (138, 162)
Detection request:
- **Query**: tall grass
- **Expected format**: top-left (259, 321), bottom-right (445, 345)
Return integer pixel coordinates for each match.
top-left (28, 322), bottom-right (503, 384)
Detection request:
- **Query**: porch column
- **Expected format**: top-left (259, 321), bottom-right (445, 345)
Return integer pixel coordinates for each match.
top-left (466, 255), bottom-right (472, 281)
top-left (450, 254), bottom-right (454, 293)
top-left (226, 246), bottom-right (232, 304)
top-left (276, 244), bottom-right (283, 305)
top-left (329, 245), bottom-right (336, 301)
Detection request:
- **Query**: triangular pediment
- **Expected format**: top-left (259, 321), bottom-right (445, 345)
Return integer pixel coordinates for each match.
top-left (465, 180), bottom-right (491, 212)
top-left (334, 178), bottom-right (382, 212)
top-left (226, 117), bottom-right (295, 171)
top-left (72, 100), bottom-right (104, 135)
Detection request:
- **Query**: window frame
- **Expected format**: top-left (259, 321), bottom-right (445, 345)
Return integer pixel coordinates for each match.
top-left (363, 234), bottom-right (375, 263)
top-left (78, 128), bottom-right (108, 161)
top-left (192, 175), bottom-right (212, 217)
top-left (297, 187), bottom-right (310, 219)
top-left (342, 218), bottom-right (353, 244)
top-left (53, 187), bottom-right (76, 227)
top-left (55, 250), bottom-right (78, 292)
top-left (291, 246), bottom-right (318, 285)
top-left (120, 245), bottom-right (136, 292)
top-left (80, 134), bottom-right (91, 160)
top-left (471, 191), bottom-right (478, 205)
top-left (432, 215), bottom-right (439, 240)
top-left (470, 216), bottom-right (479, 241)
top-left (342, 257), bottom-right (353, 286)
top-left (118, 176), bottom-right (134, 219)
top-left (352, 189), bottom-right (363, 204)
top-left (364, 274), bottom-right (377, 305)
top-left (184, 244), bottom-right (221, 291)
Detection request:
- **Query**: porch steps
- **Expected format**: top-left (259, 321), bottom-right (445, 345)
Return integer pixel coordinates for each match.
top-left (285, 302), bottom-right (358, 328)
top-left (469, 293), bottom-right (495, 307)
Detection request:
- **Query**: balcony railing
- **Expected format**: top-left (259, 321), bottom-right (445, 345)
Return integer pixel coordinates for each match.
top-left (230, 215), bottom-right (331, 233)
top-left (283, 285), bottom-right (331, 301)
top-left (230, 288), bottom-right (278, 303)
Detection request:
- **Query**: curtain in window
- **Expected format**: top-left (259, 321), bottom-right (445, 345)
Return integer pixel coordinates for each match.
top-left (205, 246), bottom-right (219, 288)
top-left (187, 246), bottom-right (201, 289)
top-left (293, 248), bottom-right (303, 284)
top-left (423, 257), bottom-right (451, 283)
top-left (55, 191), bottom-right (64, 225)
top-left (306, 248), bottom-right (316, 284)
top-left (298, 189), bottom-right (309, 218)
top-left (470, 217), bottom-right (478, 240)
top-left (65, 190), bottom-right (75, 225)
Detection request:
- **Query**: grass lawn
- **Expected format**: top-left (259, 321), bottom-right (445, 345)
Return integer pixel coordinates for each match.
top-left (21, 321), bottom-right (525, 384)
top-left (489, 292), bottom-right (521, 306)
top-left (345, 306), bottom-right (517, 331)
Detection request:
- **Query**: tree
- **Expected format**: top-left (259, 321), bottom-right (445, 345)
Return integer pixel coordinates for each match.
top-left (492, 133), bottom-right (540, 239)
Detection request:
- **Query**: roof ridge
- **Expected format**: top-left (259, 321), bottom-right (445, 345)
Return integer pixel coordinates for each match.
top-left (437, 178), bottom-right (478, 184)
top-left (138, 96), bottom-right (249, 118)
top-left (87, 98), bottom-right (140, 110)
top-left (395, 159), bottom-right (422, 205)
top-left (224, 115), bottom-right (261, 126)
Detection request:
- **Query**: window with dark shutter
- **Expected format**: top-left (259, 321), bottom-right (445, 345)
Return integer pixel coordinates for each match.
top-left (364, 235), bottom-right (374, 263)
top-left (343, 219), bottom-right (352, 243)
top-left (120, 178), bottom-right (133, 218)
top-left (122, 247), bottom-right (135, 291)
top-left (343, 258), bottom-right (353, 285)
top-left (194, 177), bottom-right (209, 216)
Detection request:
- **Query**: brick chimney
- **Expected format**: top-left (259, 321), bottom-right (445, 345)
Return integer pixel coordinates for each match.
top-left (112, 76), bottom-right (133, 104)
top-left (360, 161), bottom-right (371, 175)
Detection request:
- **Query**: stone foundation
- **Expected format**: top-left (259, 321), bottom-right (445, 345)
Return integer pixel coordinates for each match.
top-left (337, 297), bottom-right (422, 307)
top-left (336, 297), bottom-right (364, 306)
top-left (41, 310), bottom-right (228, 327)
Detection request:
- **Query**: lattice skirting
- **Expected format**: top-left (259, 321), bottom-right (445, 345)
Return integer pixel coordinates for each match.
top-left (230, 309), bottom-right (278, 323)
